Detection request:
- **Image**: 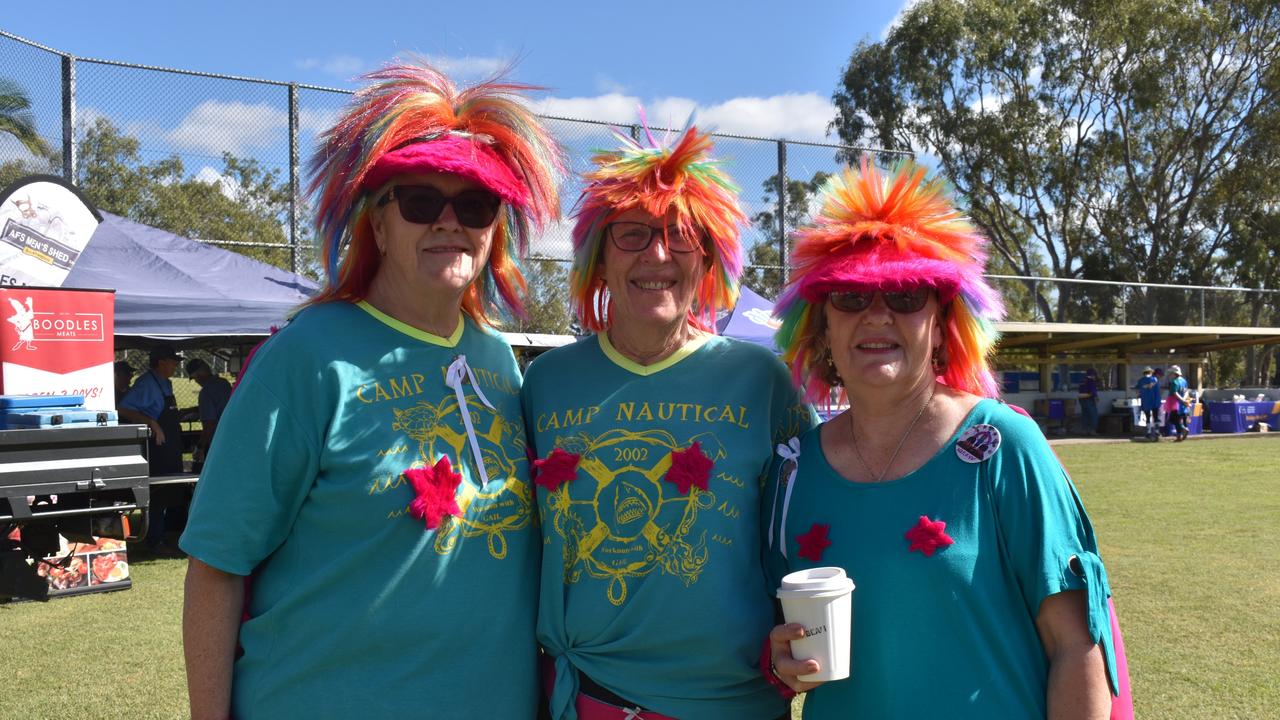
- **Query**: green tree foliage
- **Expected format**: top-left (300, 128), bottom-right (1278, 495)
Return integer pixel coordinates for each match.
top-left (832, 0), bottom-right (1280, 325)
top-left (74, 116), bottom-right (309, 276)
top-left (0, 77), bottom-right (51, 162)
top-left (516, 257), bottom-right (573, 335)
top-left (744, 171), bottom-right (829, 298)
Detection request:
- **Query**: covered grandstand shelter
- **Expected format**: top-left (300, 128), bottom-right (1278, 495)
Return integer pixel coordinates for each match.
top-left (995, 321), bottom-right (1280, 392)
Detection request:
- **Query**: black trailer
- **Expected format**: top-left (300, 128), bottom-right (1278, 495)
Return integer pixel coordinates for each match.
top-left (0, 424), bottom-right (149, 601)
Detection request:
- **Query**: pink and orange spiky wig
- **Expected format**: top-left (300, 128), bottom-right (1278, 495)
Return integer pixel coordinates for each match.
top-left (775, 160), bottom-right (1004, 401)
top-left (306, 60), bottom-right (563, 326)
top-left (569, 119), bottom-right (746, 332)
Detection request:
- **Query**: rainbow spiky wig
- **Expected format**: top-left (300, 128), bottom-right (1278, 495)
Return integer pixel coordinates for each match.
top-left (775, 160), bottom-right (1004, 401)
top-left (306, 60), bottom-right (563, 326)
top-left (569, 120), bottom-right (746, 332)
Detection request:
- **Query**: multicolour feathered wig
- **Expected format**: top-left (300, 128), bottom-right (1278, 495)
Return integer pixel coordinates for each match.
top-left (569, 119), bottom-right (746, 332)
top-left (775, 160), bottom-right (1004, 401)
top-left (306, 59), bottom-right (564, 326)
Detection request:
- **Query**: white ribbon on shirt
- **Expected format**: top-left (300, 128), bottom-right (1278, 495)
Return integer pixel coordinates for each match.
top-left (770, 436), bottom-right (802, 558)
top-left (444, 355), bottom-right (496, 487)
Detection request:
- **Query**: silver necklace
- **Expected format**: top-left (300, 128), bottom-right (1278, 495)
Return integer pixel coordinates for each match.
top-left (850, 385), bottom-right (936, 482)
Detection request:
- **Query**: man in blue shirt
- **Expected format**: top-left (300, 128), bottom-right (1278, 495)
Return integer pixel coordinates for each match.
top-left (1134, 366), bottom-right (1161, 441)
top-left (118, 344), bottom-right (186, 553)
top-left (184, 358), bottom-right (232, 468)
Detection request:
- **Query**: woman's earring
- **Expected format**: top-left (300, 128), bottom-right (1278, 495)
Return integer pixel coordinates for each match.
top-left (931, 346), bottom-right (947, 375)
top-left (825, 348), bottom-right (843, 386)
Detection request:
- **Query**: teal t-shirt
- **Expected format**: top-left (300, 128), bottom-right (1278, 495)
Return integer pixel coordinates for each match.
top-left (764, 399), bottom-right (1115, 719)
top-left (522, 333), bottom-right (816, 720)
top-left (180, 301), bottom-right (539, 719)
top-left (1170, 376), bottom-right (1190, 408)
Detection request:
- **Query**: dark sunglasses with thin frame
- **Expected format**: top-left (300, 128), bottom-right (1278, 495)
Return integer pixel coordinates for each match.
top-left (828, 287), bottom-right (932, 314)
top-left (605, 221), bottom-right (703, 254)
top-left (376, 185), bottom-right (502, 229)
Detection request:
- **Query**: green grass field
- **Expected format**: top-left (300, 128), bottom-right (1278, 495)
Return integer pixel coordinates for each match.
top-left (3, 437), bottom-right (1278, 719)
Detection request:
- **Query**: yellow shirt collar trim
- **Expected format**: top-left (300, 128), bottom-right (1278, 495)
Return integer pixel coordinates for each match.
top-left (356, 301), bottom-right (464, 348)
top-left (598, 331), bottom-right (711, 376)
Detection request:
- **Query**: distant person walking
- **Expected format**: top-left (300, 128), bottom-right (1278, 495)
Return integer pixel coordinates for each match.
top-left (1167, 365), bottom-right (1191, 441)
top-left (1078, 368), bottom-right (1100, 435)
top-left (1134, 367), bottom-right (1161, 441)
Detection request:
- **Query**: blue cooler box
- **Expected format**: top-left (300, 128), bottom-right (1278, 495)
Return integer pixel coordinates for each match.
top-left (0, 394), bottom-right (113, 429)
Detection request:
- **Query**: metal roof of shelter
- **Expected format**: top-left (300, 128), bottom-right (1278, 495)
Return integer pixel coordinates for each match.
top-left (994, 322), bottom-right (1280, 361)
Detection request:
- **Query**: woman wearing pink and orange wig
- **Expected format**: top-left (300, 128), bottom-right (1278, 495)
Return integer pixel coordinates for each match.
top-left (521, 121), bottom-right (815, 720)
top-left (181, 61), bottom-right (562, 719)
top-left (762, 161), bottom-right (1124, 718)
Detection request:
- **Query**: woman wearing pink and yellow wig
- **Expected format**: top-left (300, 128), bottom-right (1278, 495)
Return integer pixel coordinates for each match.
top-left (181, 61), bottom-right (562, 719)
top-left (762, 161), bottom-right (1125, 718)
top-left (521, 121), bottom-right (815, 720)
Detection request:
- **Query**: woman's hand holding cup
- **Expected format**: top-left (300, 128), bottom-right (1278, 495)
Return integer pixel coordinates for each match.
top-left (768, 622), bottom-right (825, 693)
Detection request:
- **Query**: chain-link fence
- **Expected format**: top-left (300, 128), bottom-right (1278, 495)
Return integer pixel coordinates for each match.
top-left (5, 29), bottom-right (1275, 334)
top-left (0, 30), bottom-right (907, 284)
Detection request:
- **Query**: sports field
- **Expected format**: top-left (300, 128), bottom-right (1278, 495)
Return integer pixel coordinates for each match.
top-left (2, 436), bottom-right (1277, 719)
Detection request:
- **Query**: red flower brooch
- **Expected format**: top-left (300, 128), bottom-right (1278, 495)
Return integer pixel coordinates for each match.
top-left (905, 515), bottom-right (954, 557)
top-left (796, 523), bottom-right (832, 562)
top-left (664, 441), bottom-right (713, 495)
top-left (406, 456), bottom-right (462, 530)
top-left (534, 448), bottom-right (581, 492)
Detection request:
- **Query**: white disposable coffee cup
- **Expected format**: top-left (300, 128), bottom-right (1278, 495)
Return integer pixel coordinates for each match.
top-left (777, 566), bottom-right (854, 682)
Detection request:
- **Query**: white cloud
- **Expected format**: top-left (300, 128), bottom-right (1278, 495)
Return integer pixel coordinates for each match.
top-left (298, 107), bottom-right (340, 136)
top-left (528, 216), bottom-right (576, 260)
top-left (533, 92), bottom-right (835, 143)
top-left (166, 101), bottom-right (288, 156)
top-left (533, 93), bottom-right (643, 124)
top-left (697, 94), bottom-right (834, 141)
top-left (882, 0), bottom-right (926, 39)
top-left (192, 165), bottom-right (239, 200)
top-left (594, 75), bottom-right (629, 95)
top-left (430, 55), bottom-right (507, 80)
top-left (295, 55), bottom-right (368, 80)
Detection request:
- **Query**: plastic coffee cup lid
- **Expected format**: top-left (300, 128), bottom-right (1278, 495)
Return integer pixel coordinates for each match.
top-left (777, 566), bottom-right (854, 599)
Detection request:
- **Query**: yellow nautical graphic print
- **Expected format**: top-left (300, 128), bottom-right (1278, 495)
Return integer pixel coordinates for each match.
top-left (390, 393), bottom-right (532, 559)
top-left (545, 428), bottom-right (727, 605)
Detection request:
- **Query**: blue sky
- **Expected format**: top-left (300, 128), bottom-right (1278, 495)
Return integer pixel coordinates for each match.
top-left (4, 1), bottom-right (909, 140)
top-left (2, 3), bottom-right (913, 256)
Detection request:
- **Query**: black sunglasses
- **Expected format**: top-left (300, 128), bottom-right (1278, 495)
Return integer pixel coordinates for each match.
top-left (376, 185), bottom-right (502, 229)
top-left (829, 287), bottom-right (932, 314)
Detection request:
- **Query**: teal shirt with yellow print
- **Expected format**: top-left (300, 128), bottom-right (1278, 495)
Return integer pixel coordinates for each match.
top-left (181, 301), bottom-right (539, 720)
top-left (522, 333), bottom-right (816, 720)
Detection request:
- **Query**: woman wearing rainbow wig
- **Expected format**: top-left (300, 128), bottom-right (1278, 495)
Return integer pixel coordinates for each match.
top-left (762, 162), bottom-right (1123, 718)
top-left (521, 121), bottom-right (815, 720)
top-left (180, 61), bottom-right (562, 719)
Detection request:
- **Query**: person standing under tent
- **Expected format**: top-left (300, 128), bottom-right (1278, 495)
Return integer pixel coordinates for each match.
top-left (1078, 368), bottom-right (1100, 435)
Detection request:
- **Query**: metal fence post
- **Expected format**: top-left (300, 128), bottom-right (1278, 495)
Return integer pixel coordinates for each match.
top-left (61, 54), bottom-right (76, 181)
top-left (288, 82), bottom-right (300, 274)
top-left (1200, 288), bottom-right (1206, 326)
top-left (777, 140), bottom-right (787, 285)
top-left (630, 124), bottom-right (640, 142)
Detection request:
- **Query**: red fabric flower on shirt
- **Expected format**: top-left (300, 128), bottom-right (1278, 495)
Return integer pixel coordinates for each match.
top-left (665, 441), bottom-right (713, 495)
top-left (534, 448), bottom-right (581, 492)
top-left (796, 523), bottom-right (832, 562)
top-left (406, 456), bottom-right (462, 530)
top-left (905, 515), bottom-right (954, 557)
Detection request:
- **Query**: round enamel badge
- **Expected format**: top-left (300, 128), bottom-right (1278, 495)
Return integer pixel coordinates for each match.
top-left (956, 424), bottom-right (1001, 463)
